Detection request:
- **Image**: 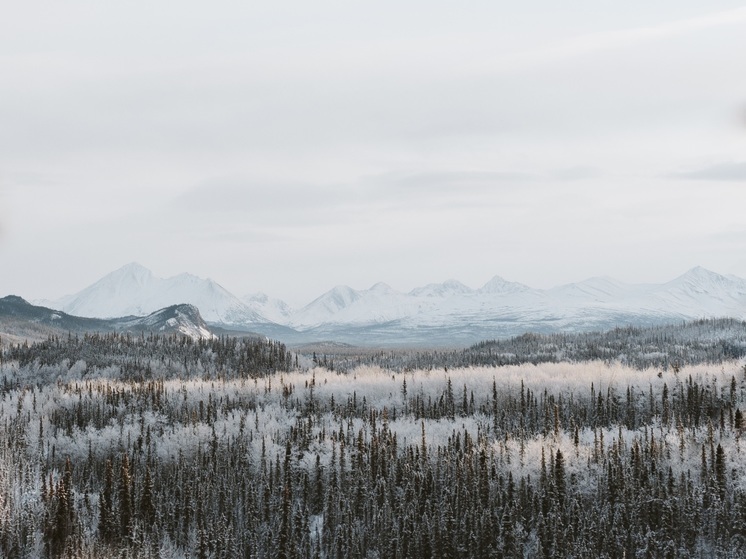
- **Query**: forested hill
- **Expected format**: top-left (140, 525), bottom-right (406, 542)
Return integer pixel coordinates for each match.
top-left (3, 318), bottom-right (744, 379)
top-left (1, 332), bottom-right (294, 383)
top-left (316, 318), bottom-right (746, 373)
top-left (469, 318), bottom-right (746, 367)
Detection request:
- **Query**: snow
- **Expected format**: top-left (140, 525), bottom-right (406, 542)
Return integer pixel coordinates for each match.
top-left (36, 264), bottom-right (746, 343)
top-left (408, 279), bottom-right (473, 297)
top-left (243, 292), bottom-right (295, 324)
top-left (288, 266), bottom-right (746, 334)
top-left (46, 262), bottom-right (267, 326)
top-left (478, 275), bottom-right (533, 295)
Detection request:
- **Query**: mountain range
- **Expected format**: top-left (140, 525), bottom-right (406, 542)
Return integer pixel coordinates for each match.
top-left (21, 262), bottom-right (746, 346)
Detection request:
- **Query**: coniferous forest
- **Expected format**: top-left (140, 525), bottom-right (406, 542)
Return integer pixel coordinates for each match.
top-left (1, 329), bottom-right (746, 557)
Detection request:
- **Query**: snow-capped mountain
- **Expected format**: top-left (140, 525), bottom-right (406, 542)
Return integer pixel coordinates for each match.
top-left (643, 267), bottom-right (746, 317)
top-left (477, 275), bottom-right (533, 295)
top-left (282, 267), bottom-right (746, 344)
top-left (409, 279), bottom-right (473, 298)
top-left (290, 283), bottom-right (427, 328)
top-left (547, 276), bottom-right (636, 303)
top-left (32, 264), bottom-right (746, 346)
top-left (44, 263), bottom-right (267, 325)
top-left (243, 292), bottom-right (295, 324)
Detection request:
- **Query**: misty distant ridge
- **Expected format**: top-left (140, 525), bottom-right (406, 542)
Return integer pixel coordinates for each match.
top-left (28, 263), bottom-right (746, 345)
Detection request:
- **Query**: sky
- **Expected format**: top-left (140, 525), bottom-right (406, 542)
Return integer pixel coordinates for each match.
top-left (1, 1), bottom-right (745, 307)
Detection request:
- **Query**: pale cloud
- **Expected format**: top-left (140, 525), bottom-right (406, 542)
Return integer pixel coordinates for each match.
top-left (551, 167), bottom-right (602, 181)
top-left (484, 5), bottom-right (746, 72)
top-left (1, 1), bottom-right (746, 304)
top-left (673, 162), bottom-right (746, 181)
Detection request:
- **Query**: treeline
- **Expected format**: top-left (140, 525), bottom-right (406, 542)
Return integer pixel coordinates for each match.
top-left (1, 332), bottom-right (294, 383)
top-left (322, 318), bottom-right (746, 373)
top-left (0, 334), bottom-right (745, 556)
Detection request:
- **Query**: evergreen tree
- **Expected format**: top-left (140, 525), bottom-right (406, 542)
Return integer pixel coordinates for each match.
top-left (118, 454), bottom-right (132, 541)
top-left (99, 458), bottom-right (115, 543)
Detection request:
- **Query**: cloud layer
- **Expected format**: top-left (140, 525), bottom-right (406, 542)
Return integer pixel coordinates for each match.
top-left (1, 1), bottom-right (745, 304)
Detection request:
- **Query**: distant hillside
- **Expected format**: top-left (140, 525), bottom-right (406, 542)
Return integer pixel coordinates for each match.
top-left (0, 296), bottom-right (214, 343)
top-left (312, 318), bottom-right (746, 372)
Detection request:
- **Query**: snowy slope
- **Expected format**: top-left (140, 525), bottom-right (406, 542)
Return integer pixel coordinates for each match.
top-left (409, 279), bottom-right (473, 298)
top-left (477, 275), bottom-right (533, 295)
top-left (547, 276), bottom-right (637, 303)
top-left (639, 267), bottom-right (746, 317)
top-left (115, 304), bottom-right (215, 339)
top-left (290, 282), bottom-right (440, 328)
top-left (243, 292), bottom-right (295, 324)
top-left (285, 267), bottom-right (746, 342)
top-left (46, 263), bottom-right (268, 325)
top-left (35, 264), bottom-right (746, 345)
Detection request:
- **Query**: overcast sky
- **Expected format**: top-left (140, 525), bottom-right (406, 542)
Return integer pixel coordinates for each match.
top-left (1, 1), bottom-right (745, 306)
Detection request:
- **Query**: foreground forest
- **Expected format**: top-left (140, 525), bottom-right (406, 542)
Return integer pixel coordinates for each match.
top-left (1, 330), bottom-right (746, 557)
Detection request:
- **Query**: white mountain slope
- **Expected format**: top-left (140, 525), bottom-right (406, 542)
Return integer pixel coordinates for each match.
top-left (290, 284), bottom-right (413, 327)
top-left (477, 275), bottom-right (533, 295)
top-left (36, 264), bottom-right (746, 344)
top-left (46, 263), bottom-right (269, 325)
top-left (287, 267), bottom-right (746, 336)
top-left (243, 292), bottom-right (295, 324)
top-left (547, 276), bottom-right (636, 303)
top-left (409, 279), bottom-right (473, 297)
top-left (642, 267), bottom-right (746, 317)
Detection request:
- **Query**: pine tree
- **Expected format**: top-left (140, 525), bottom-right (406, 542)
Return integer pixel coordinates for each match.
top-left (45, 458), bottom-right (76, 558)
top-left (715, 443), bottom-right (726, 500)
top-left (140, 464), bottom-right (156, 531)
top-left (278, 441), bottom-right (293, 559)
top-left (554, 449), bottom-right (566, 507)
top-left (99, 458), bottom-right (114, 543)
top-left (119, 454), bottom-right (132, 541)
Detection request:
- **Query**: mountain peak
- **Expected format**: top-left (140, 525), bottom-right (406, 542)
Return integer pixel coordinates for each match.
top-left (116, 261), bottom-right (153, 276)
top-left (369, 282), bottom-right (396, 294)
top-left (479, 275), bottom-right (530, 295)
top-left (670, 266), bottom-right (728, 288)
top-left (681, 266), bottom-right (719, 278)
top-left (1, 295), bottom-right (29, 305)
top-left (119, 261), bottom-right (151, 272)
top-left (442, 279), bottom-right (469, 290)
top-left (409, 279), bottom-right (472, 297)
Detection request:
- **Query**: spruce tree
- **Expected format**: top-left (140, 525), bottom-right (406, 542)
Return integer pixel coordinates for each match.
top-left (119, 454), bottom-right (132, 541)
